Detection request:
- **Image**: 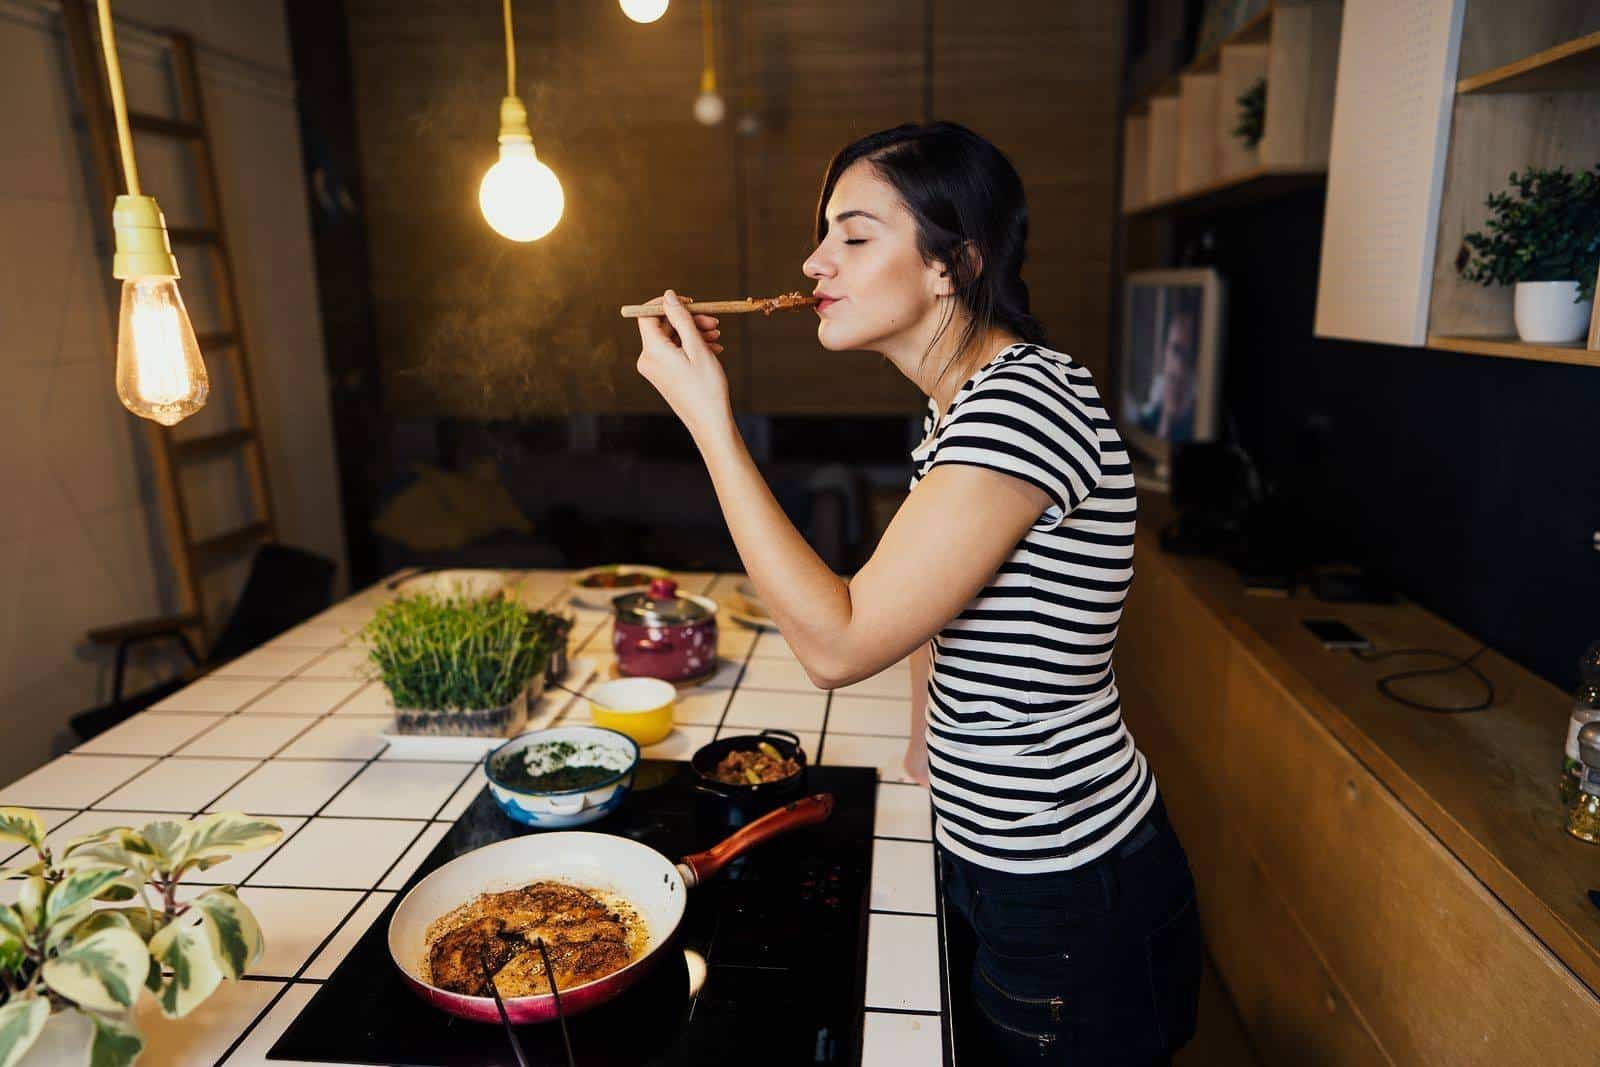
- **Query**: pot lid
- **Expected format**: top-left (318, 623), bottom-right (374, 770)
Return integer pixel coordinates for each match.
top-left (613, 578), bottom-right (711, 626)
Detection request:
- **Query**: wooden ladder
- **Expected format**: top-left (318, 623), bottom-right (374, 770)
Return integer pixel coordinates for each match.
top-left (62, 0), bottom-right (277, 651)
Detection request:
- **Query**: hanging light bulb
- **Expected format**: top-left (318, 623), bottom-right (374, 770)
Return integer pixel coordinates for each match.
top-left (620, 0), bottom-right (669, 23)
top-left (694, 70), bottom-right (725, 126)
top-left (97, 0), bottom-right (207, 425)
top-left (693, 0), bottom-right (724, 126)
top-left (480, 97), bottom-right (565, 242)
top-left (114, 207), bottom-right (208, 426)
top-left (481, 0), bottom-right (564, 242)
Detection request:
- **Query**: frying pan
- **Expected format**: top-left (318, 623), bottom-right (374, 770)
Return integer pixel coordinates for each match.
top-left (387, 792), bottom-right (834, 1024)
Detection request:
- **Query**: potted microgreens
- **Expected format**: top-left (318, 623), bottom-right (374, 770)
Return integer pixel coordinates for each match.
top-left (0, 808), bottom-right (281, 1066)
top-left (1458, 164), bottom-right (1600, 344)
top-left (362, 592), bottom-right (566, 737)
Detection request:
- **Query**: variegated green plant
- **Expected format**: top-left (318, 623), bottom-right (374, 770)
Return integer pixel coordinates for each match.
top-left (0, 807), bottom-right (281, 1067)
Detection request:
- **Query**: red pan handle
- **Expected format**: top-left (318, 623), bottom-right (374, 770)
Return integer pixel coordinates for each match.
top-left (677, 793), bottom-right (835, 888)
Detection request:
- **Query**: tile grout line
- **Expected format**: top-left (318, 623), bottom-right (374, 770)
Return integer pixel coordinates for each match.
top-left (210, 745), bottom-right (471, 1064)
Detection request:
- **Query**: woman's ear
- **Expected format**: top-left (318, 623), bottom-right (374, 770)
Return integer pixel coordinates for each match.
top-left (934, 242), bottom-right (983, 298)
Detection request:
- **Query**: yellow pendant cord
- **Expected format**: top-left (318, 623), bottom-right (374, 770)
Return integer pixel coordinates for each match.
top-left (700, 0), bottom-right (716, 92)
top-left (503, 0), bottom-right (516, 98)
top-left (95, 0), bottom-right (141, 197)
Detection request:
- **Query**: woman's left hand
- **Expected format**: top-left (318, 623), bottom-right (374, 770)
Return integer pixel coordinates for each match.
top-left (636, 289), bottom-right (730, 440)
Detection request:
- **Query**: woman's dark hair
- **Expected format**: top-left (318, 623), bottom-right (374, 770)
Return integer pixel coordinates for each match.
top-left (814, 121), bottom-right (1047, 381)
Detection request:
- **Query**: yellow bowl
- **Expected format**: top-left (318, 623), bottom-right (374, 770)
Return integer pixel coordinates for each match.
top-left (587, 678), bottom-right (676, 747)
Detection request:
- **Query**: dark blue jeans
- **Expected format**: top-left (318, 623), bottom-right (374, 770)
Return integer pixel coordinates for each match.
top-left (940, 796), bottom-right (1203, 1065)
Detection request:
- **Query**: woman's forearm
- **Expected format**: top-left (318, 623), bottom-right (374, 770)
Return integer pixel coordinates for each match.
top-left (692, 419), bottom-right (856, 681)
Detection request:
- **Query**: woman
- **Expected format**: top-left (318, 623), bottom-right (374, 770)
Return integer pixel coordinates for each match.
top-left (635, 122), bottom-right (1201, 1065)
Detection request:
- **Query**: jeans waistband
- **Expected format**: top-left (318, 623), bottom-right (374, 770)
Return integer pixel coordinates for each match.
top-left (943, 792), bottom-right (1171, 901)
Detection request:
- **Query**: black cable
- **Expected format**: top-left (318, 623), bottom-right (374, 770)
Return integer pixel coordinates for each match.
top-left (1350, 644), bottom-right (1495, 713)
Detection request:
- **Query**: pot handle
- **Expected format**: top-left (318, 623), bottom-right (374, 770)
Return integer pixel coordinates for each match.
top-left (544, 794), bottom-right (588, 815)
top-left (676, 793), bottom-right (834, 888)
top-left (758, 729), bottom-right (802, 749)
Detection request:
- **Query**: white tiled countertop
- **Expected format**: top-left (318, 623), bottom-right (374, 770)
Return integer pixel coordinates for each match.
top-left (0, 571), bottom-right (946, 1066)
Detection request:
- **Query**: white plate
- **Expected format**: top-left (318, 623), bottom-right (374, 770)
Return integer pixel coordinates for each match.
top-left (393, 569), bottom-right (507, 600)
top-left (380, 657), bottom-right (599, 759)
top-left (568, 564), bottom-right (670, 610)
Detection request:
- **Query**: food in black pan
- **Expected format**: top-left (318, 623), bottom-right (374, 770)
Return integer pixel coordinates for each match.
top-left (712, 741), bottom-right (801, 785)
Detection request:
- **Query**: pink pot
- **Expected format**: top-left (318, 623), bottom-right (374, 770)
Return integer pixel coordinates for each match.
top-left (611, 578), bottom-right (719, 682)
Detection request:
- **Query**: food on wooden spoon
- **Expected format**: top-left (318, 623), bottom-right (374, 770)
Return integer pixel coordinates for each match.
top-left (620, 291), bottom-right (820, 318)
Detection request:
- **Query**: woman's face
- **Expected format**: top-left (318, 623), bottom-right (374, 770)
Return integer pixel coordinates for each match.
top-left (802, 161), bottom-right (949, 353)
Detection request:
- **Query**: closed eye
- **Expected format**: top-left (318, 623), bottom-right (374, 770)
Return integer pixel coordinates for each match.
top-left (844, 239), bottom-right (867, 246)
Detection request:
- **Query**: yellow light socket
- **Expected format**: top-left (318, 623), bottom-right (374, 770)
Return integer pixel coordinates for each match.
top-left (111, 195), bottom-right (180, 280)
top-left (498, 94), bottom-right (532, 145)
top-left (700, 67), bottom-right (717, 94)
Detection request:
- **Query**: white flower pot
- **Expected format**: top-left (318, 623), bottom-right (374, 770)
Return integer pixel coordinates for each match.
top-left (1513, 281), bottom-right (1592, 344)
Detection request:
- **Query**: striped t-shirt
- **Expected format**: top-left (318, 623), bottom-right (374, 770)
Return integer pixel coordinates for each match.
top-left (909, 342), bottom-right (1152, 874)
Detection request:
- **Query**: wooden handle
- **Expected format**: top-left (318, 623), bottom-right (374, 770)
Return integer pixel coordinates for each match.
top-left (622, 299), bottom-right (754, 318)
top-left (677, 793), bottom-right (835, 887)
top-left (621, 294), bottom-right (819, 318)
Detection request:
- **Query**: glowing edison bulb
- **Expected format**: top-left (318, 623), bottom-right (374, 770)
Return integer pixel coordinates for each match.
top-left (620, 0), bottom-right (668, 23)
top-left (694, 90), bottom-right (725, 126)
top-left (479, 141), bottom-right (565, 242)
top-left (114, 277), bottom-right (208, 426)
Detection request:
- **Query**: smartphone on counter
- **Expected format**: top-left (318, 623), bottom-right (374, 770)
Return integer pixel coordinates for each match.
top-left (1302, 617), bottom-right (1373, 651)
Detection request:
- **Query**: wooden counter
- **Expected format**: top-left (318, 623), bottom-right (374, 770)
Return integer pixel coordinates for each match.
top-left (1119, 494), bottom-right (1600, 1063)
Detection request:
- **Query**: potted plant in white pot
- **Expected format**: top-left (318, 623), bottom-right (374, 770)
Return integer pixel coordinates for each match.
top-left (361, 592), bottom-right (565, 737)
top-left (0, 808), bottom-right (281, 1066)
top-left (1458, 164), bottom-right (1600, 344)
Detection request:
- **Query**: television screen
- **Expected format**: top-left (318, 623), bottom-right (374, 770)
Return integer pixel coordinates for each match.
top-left (1118, 269), bottom-right (1225, 473)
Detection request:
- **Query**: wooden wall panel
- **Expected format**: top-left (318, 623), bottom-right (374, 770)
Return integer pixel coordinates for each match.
top-left (934, 1), bottom-right (1125, 383)
top-left (345, 1), bottom-right (1123, 415)
top-left (733, 0), bottom-right (926, 414)
top-left (347, 0), bottom-right (742, 416)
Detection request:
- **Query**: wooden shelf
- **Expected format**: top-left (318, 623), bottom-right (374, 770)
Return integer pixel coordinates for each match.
top-left (1457, 30), bottom-right (1600, 95)
top-left (1129, 4), bottom-right (1274, 114)
top-left (1425, 334), bottom-right (1600, 367)
top-left (1124, 164), bottom-right (1324, 217)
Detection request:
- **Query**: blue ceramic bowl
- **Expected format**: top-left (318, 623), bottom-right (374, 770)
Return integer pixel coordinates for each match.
top-left (484, 725), bottom-right (639, 829)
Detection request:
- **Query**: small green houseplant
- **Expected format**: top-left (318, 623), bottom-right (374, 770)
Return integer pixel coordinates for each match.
top-left (1232, 78), bottom-right (1266, 150)
top-left (362, 593), bottom-right (566, 737)
top-left (1458, 164), bottom-right (1600, 343)
top-left (0, 808), bottom-right (281, 1066)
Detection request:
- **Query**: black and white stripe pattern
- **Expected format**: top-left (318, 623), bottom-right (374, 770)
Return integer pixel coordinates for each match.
top-left (909, 343), bottom-right (1151, 873)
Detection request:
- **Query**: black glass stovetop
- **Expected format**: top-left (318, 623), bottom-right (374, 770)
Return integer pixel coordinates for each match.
top-left (270, 760), bottom-right (878, 1067)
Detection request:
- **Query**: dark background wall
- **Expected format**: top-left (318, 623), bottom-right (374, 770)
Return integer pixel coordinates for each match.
top-left (337, 0), bottom-right (1124, 418)
top-left (1180, 188), bottom-right (1600, 690)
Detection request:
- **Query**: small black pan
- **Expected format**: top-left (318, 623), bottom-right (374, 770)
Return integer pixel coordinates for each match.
top-left (691, 729), bottom-right (807, 821)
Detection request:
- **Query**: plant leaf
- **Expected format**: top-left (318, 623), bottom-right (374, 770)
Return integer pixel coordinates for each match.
top-left (0, 998), bottom-right (50, 1067)
top-left (65, 910), bottom-right (133, 941)
top-left (0, 905), bottom-right (27, 947)
top-left (60, 832), bottom-right (154, 879)
top-left (0, 809), bottom-right (44, 853)
top-left (87, 1012), bottom-right (143, 1067)
top-left (172, 813), bottom-right (282, 873)
top-left (47, 869), bottom-right (130, 927)
top-left (189, 887), bottom-right (265, 979)
top-left (0, 863), bottom-right (42, 882)
top-left (149, 914), bottom-right (227, 1018)
top-left (16, 876), bottom-right (45, 931)
top-left (135, 822), bottom-right (184, 871)
top-left (61, 825), bottom-right (134, 857)
top-left (40, 927), bottom-right (149, 1013)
